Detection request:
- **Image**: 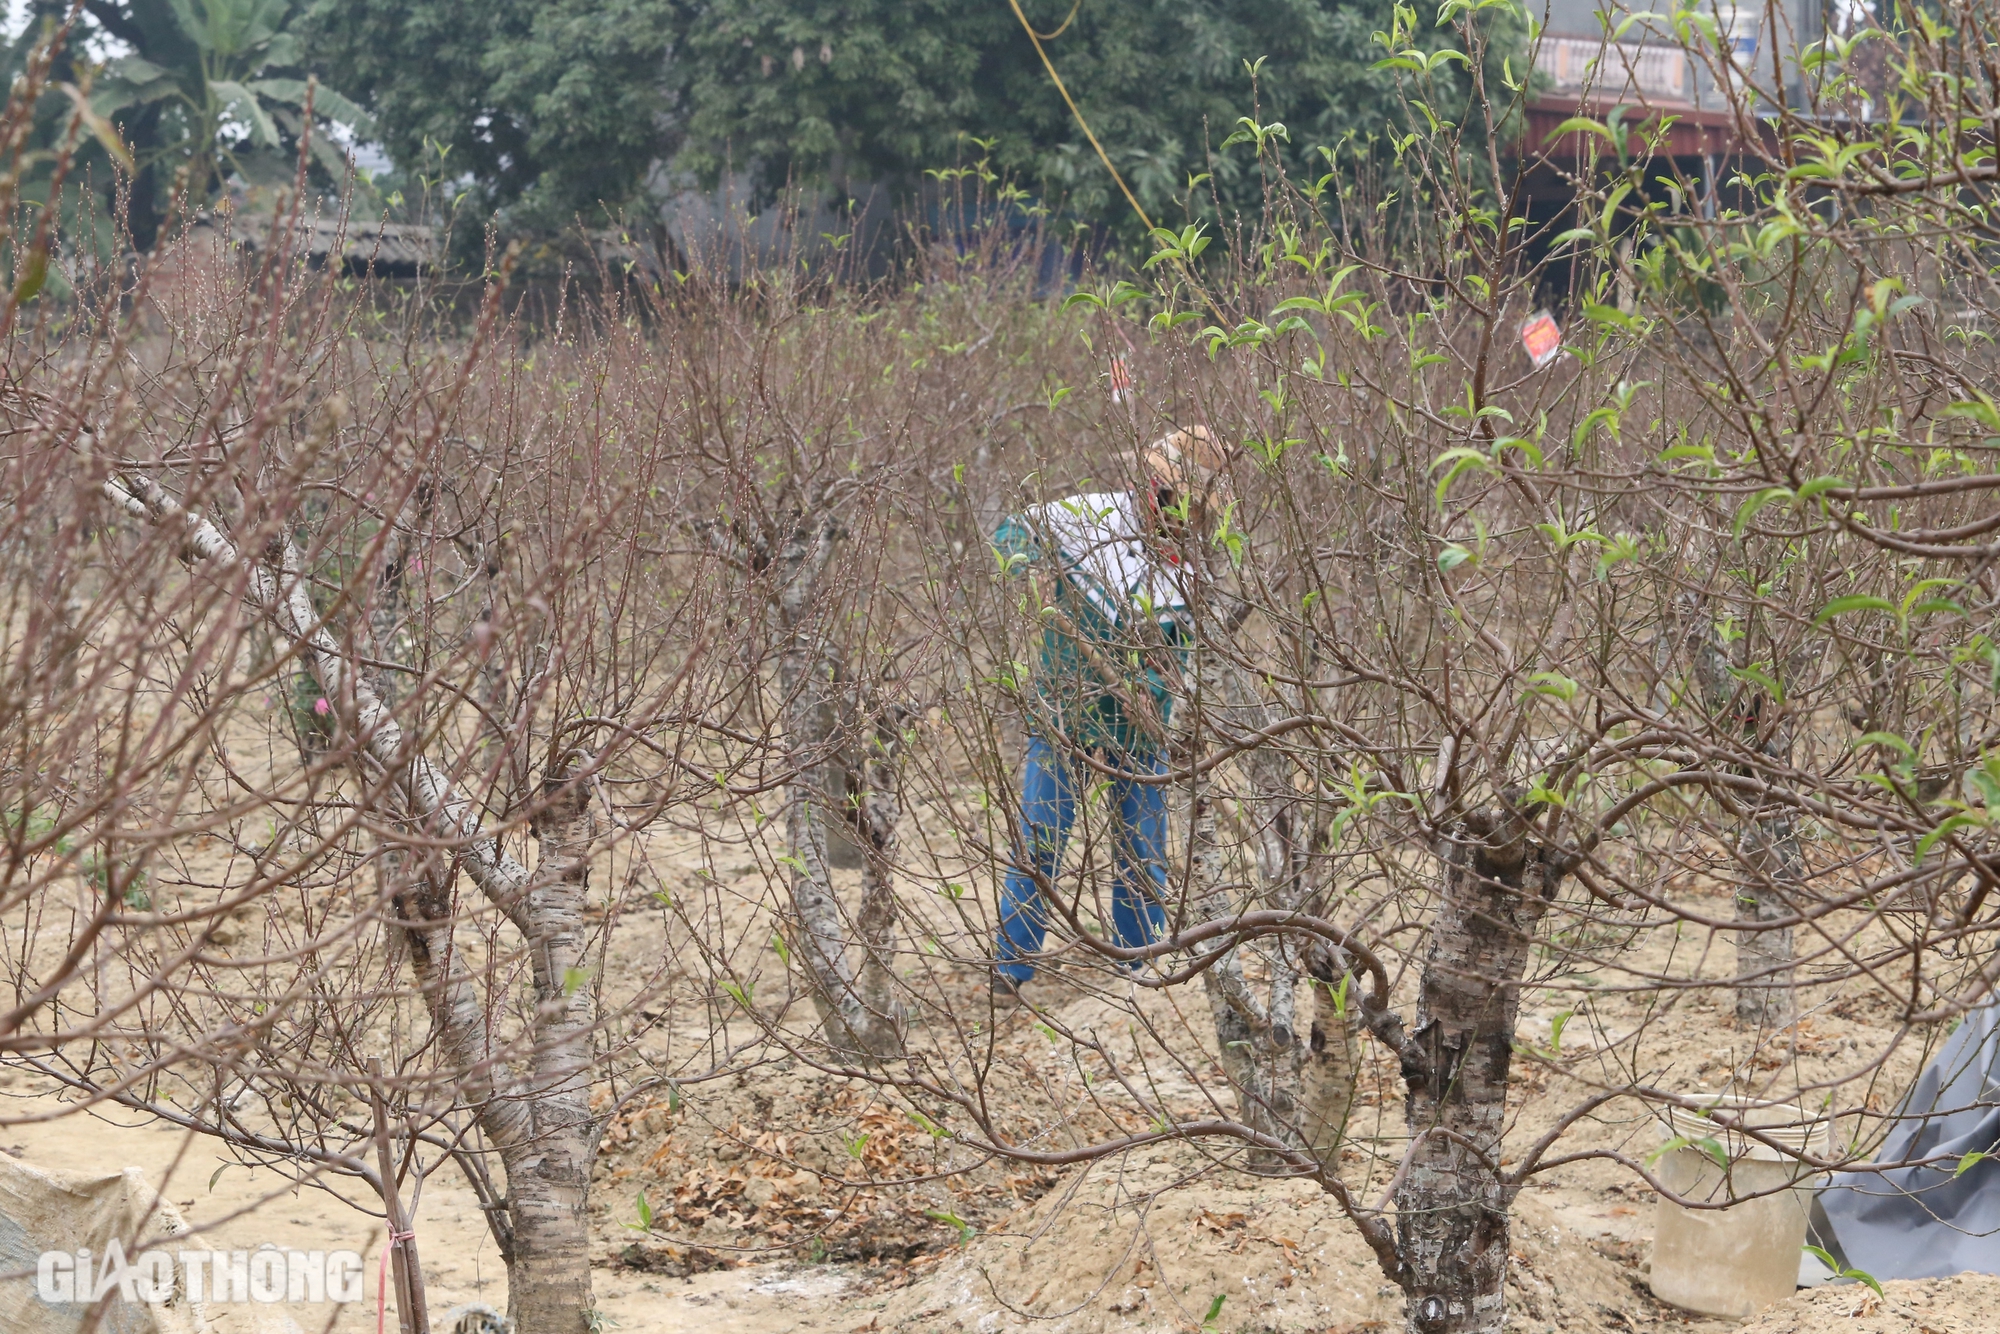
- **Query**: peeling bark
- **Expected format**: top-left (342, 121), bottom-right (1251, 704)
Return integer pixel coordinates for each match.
top-left (505, 771), bottom-right (601, 1334)
top-left (853, 688), bottom-right (907, 1046)
top-left (1393, 804), bottom-right (1562, 1334)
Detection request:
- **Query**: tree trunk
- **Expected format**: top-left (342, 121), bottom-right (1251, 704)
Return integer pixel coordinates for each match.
top-left (772, 515), bottom-right (903, 1060)
top-left (500, 770), bottom-right (602, 1334)
top-left (368, 478), bottom-right (432, 707)
top-left (1301, 953), bottom-right (1360, 1175)
top-left (1395, 806), bottom-right (1559, 1334)
top-left (1241, 730), bottom-right (1306, 1164)
top-left (1736, 809), bottom-right (1800, 1029)
top-left (1182, 652), bottom-right (1304, 1165)
top-left (1685, 593), bottom-right (1800, 1031)
top-left (852, 688), bottom-right (906, 1043)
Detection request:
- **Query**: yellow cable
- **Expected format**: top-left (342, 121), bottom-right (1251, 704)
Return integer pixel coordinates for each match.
top-left (1006, 0), bottom-right (1153, 232)
top-left (1031, 0), bottom-right (1081, 40)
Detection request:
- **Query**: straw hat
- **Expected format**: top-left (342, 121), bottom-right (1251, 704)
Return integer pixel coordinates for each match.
top-left (1135, 426), bottom-right (1231, 523)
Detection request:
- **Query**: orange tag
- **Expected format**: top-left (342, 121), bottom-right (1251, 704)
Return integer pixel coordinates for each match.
top-left (1520, 310), bottom-right (1563, 368)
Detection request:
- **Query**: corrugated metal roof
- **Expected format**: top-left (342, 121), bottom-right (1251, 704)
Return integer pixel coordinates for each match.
top-left (233, 216), bottom-right (437, 273)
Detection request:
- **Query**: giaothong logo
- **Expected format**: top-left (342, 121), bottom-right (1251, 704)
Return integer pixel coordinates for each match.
top-left (37, 1240), bottom-right (366, 1304)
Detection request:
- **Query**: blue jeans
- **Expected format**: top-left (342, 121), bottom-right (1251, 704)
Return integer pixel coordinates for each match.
top-left (995, 735), bottom-right (1168, 982)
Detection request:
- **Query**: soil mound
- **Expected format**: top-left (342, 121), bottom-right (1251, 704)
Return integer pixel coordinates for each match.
top-left (871, 1145), bottom-right (1649, 1334)
top-left (1741, 1274), bottom-right (2000, 1334)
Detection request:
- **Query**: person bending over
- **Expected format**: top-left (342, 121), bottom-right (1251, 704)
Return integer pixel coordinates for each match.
top-left (988, 427), bottom-right (1229, 1002)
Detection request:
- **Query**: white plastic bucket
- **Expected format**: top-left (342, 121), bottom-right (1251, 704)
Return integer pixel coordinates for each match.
top-left (1648, 1096), bottom-right (1830, 1319)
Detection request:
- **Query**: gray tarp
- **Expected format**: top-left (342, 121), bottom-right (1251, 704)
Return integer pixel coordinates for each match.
top-left (1813, 1003), bottom-right (2000, 1280)
top-left (0, 1153), bottom-right (205, 1334)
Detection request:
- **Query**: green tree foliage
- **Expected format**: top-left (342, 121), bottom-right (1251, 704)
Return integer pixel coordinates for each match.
top-left (9, 2), bottom-right (372, 249)
top-left (672, 0), bottom-right (1411, 237)
top-left (302, 0), bottom-right (678, 233)
top-left (2, 9), bottom-right (121, 245)
top-left (305, 0), bottom-right (1422, 243)
top-left (92, 0), bottom-right (374, 201)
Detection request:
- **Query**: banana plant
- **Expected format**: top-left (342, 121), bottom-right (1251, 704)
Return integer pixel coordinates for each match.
top-left (89, 0), bottom-right (373, 208)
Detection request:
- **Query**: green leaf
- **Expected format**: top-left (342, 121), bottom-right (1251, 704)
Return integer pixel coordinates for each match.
top-left (1917, 812), bottom-right (1983, 858)
top-left (1955, 1149), bottom-right (1992, 1177)
top-left (561, 966), bottom-right (588, 997)
top-left (1803, 1244), bottom-right (1886, 1298)
top-left (1813, 595), bottom-right (1897, 625)
top-left (1544, 116), bottom-right (1613, 145)
top-left (1942, 395), bottom-right (2000, 433)
top-left (925, 1209), bottom-right (977, 1244)
top-left (908, 1109), bottom-right (949, 1138)
top-left (1658, 442), bottom-right (1715, 465)
top-left (1646, 1134), bottom-right (1693, 1165)
top-left (211, 80), bottom-right (279, 147)
top-left (628, 1192), bottom-right (655, 1231)
top-left (245, 78), bottom-right (377, 136)
top-left (1429, 445), bottom-right (1495, 502)
top-left (1203, 1293), bottom-right (1228, 1327)
top-left (1727, 663), bottom-right (1785, 705)
top-left (1855, 731), bottom-right (1917, 763)
top-left (1901, 578), bottom-right (1963, 621)
top-left (1548, 1009), bottom-right (1574, 1054)
top-left (11, 245), bottom-right (47, 304)
top-left (1850, 1266), bottom-right (1886, 1300)
top-left (721, 980), bottom-right (754, 1011)
top-left (1524, 671), bottom-right (1579, 702)
top-left (1733, 486), bottom-right (1795, 537)
top-left (107, 54), bottom-right (173, 85)
top-left (58, 84), bottom-right (136, 170)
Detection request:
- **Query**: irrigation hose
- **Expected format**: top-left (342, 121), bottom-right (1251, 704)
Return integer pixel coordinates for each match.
top-left (1006, 0), bottom-right (1153, 233)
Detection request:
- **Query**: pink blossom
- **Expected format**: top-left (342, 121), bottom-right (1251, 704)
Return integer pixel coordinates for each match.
top-left (314, 698), bottom-right (331, 716)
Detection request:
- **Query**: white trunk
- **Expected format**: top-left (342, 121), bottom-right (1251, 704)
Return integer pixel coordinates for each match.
top-left (106, 473), bottom-right (603, 1331)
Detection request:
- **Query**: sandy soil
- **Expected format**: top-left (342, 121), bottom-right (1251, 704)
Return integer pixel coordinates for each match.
top-left (10, 1073), bottom-right (1979, 1334)
top-left (1739, 1274), bottom-right (2000, 1334)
